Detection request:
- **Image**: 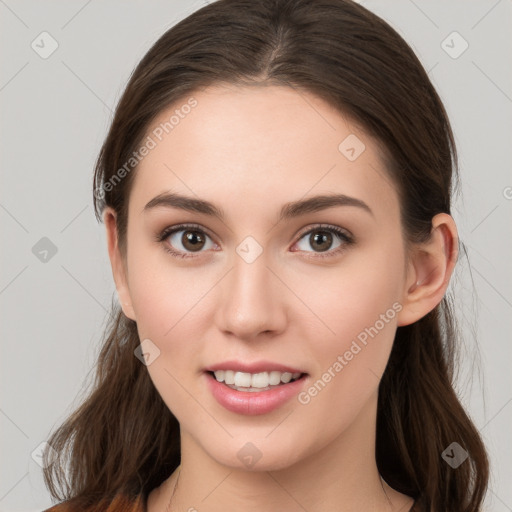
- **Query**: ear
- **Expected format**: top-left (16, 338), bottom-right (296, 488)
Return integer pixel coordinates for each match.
top-left (396, 213), bottom-right (458, 326)
top-left (103, 207), bottom-right (137, 321)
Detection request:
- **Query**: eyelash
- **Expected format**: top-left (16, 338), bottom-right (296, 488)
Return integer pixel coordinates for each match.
top-left (155, 223), bottom-right (354, 260)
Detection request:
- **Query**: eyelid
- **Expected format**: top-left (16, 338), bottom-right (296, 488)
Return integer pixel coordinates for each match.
top-left (291, 223), bottom-right (354, 258)
top-left (157, 222), bottom-right (216, 243)
top-left (294, 223), bottom-right (352, 240)
top-left (157, 222), bottom-right (354, 258)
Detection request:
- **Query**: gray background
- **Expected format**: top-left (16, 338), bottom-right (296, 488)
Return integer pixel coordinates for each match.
top-left (1, 1), bottom-right (511, 510)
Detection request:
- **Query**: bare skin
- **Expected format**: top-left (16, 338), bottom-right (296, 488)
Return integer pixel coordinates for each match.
top-left (104, 84), bottom-right (457, 512)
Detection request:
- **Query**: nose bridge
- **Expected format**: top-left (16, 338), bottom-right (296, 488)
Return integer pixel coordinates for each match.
top-left (217, 242), bottom-right (285, 339)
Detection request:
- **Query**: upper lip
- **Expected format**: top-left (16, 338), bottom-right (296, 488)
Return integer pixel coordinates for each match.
top-left (204, 360), bottom-right (306, 374)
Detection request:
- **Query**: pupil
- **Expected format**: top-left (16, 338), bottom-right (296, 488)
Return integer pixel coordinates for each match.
top-left (183, 231), bottom-right (204, 251)
top-left (312, 231), bottom-right (332, 252)
top-left (180, 230), bottom-right (333, 253)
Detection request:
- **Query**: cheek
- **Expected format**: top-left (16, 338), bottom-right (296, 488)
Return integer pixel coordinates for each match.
top-left (126, 232), bottom-right (212, 339)
top-left (290, 234), bottom-right (404, 341)
top-left (291, 237), bottom-right (404, 405)
top-left (127, 224), bottom-right (405, 419)
top-left (126, 247), bottom-right (216, 414)
top-left (127, 259), bottom-right (210, 417)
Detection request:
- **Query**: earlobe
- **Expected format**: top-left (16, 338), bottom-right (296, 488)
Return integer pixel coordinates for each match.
top-left (397, 213), bottom-right (458, 327)
top-left (103, 208), bottom-right (137, 321)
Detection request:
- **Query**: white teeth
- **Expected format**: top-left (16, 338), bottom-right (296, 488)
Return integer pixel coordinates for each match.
top-left (268, 371), bottom-right (281, 386)
top-left (251, 372), bottom-right (269, 388)
top-left (213, 370), bottom-right (225, 382)
top-left (281, 372), bottom-right (292, 383)
top-left (234, 371), bottom-right (252, 387)
top-left (211, 370), bottom-right (303, 389)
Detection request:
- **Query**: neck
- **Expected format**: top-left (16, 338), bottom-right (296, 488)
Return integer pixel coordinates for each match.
top-left (148, 393), bottom-right (413, 512)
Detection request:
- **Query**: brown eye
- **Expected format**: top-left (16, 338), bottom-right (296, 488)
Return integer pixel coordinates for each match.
top-left (308, 231), bottom-right (333, 252)
top-left (162, 226), bottom-right (216, 255)
top-left (180, 230), bottom-right (206, 252)
top-left (293, 225), bottom-right (353, 257)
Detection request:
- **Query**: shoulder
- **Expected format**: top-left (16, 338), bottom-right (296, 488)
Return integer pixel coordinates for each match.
top-left (43, 492), bottom-right (146, 512)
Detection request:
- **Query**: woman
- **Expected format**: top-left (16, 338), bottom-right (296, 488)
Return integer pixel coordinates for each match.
top-left (42, 0), bottom-right (489, 510)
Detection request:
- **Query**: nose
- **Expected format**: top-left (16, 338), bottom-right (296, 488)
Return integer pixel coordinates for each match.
top-left (215, 249), bottom-right (288, 341)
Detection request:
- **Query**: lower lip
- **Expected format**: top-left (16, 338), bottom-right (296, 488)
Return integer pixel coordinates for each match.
top-left (205, 372), bottom-right (307, 415)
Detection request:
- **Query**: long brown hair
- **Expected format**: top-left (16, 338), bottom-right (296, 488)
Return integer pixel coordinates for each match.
top-left (43, 0), bottom-right (489, 510)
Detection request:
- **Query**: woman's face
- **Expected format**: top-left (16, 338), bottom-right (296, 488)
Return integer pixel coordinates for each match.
top-left (113, 84), bottom-right (414, 471)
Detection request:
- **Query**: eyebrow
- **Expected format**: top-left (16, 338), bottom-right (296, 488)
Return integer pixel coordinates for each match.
top-left (143, 191), bottom-right (373, 221)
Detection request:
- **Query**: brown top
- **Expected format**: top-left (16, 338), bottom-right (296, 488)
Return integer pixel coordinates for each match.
top-left (43, 493), bottom-right (147, 512)
top-left (44, 492), bottom-right (418, 511)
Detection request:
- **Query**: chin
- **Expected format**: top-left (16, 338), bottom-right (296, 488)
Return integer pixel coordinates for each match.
top-left (199, 434), bottom-right (310, 473)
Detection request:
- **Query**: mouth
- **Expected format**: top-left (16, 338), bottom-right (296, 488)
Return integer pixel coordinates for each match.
top-left (206, 370), bottom-right (307, 392)
top-left (204, 367), bottom-right (309, 415)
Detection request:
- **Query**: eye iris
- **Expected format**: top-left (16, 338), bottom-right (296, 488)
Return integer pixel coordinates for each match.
top-left (182, 230), bottom-right (205, 251)
top-left (172, 228), bottom-right (341, 254)
top-left (310, 231), bottom-right (332, 252)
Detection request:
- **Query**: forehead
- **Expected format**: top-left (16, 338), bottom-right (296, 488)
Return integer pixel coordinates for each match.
top-left (129, 84), bottom-right (400, 224)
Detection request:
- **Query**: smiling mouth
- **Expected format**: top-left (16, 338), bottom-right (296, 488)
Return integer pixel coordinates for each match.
top-left (207, 370), bottom-right (307, 392)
